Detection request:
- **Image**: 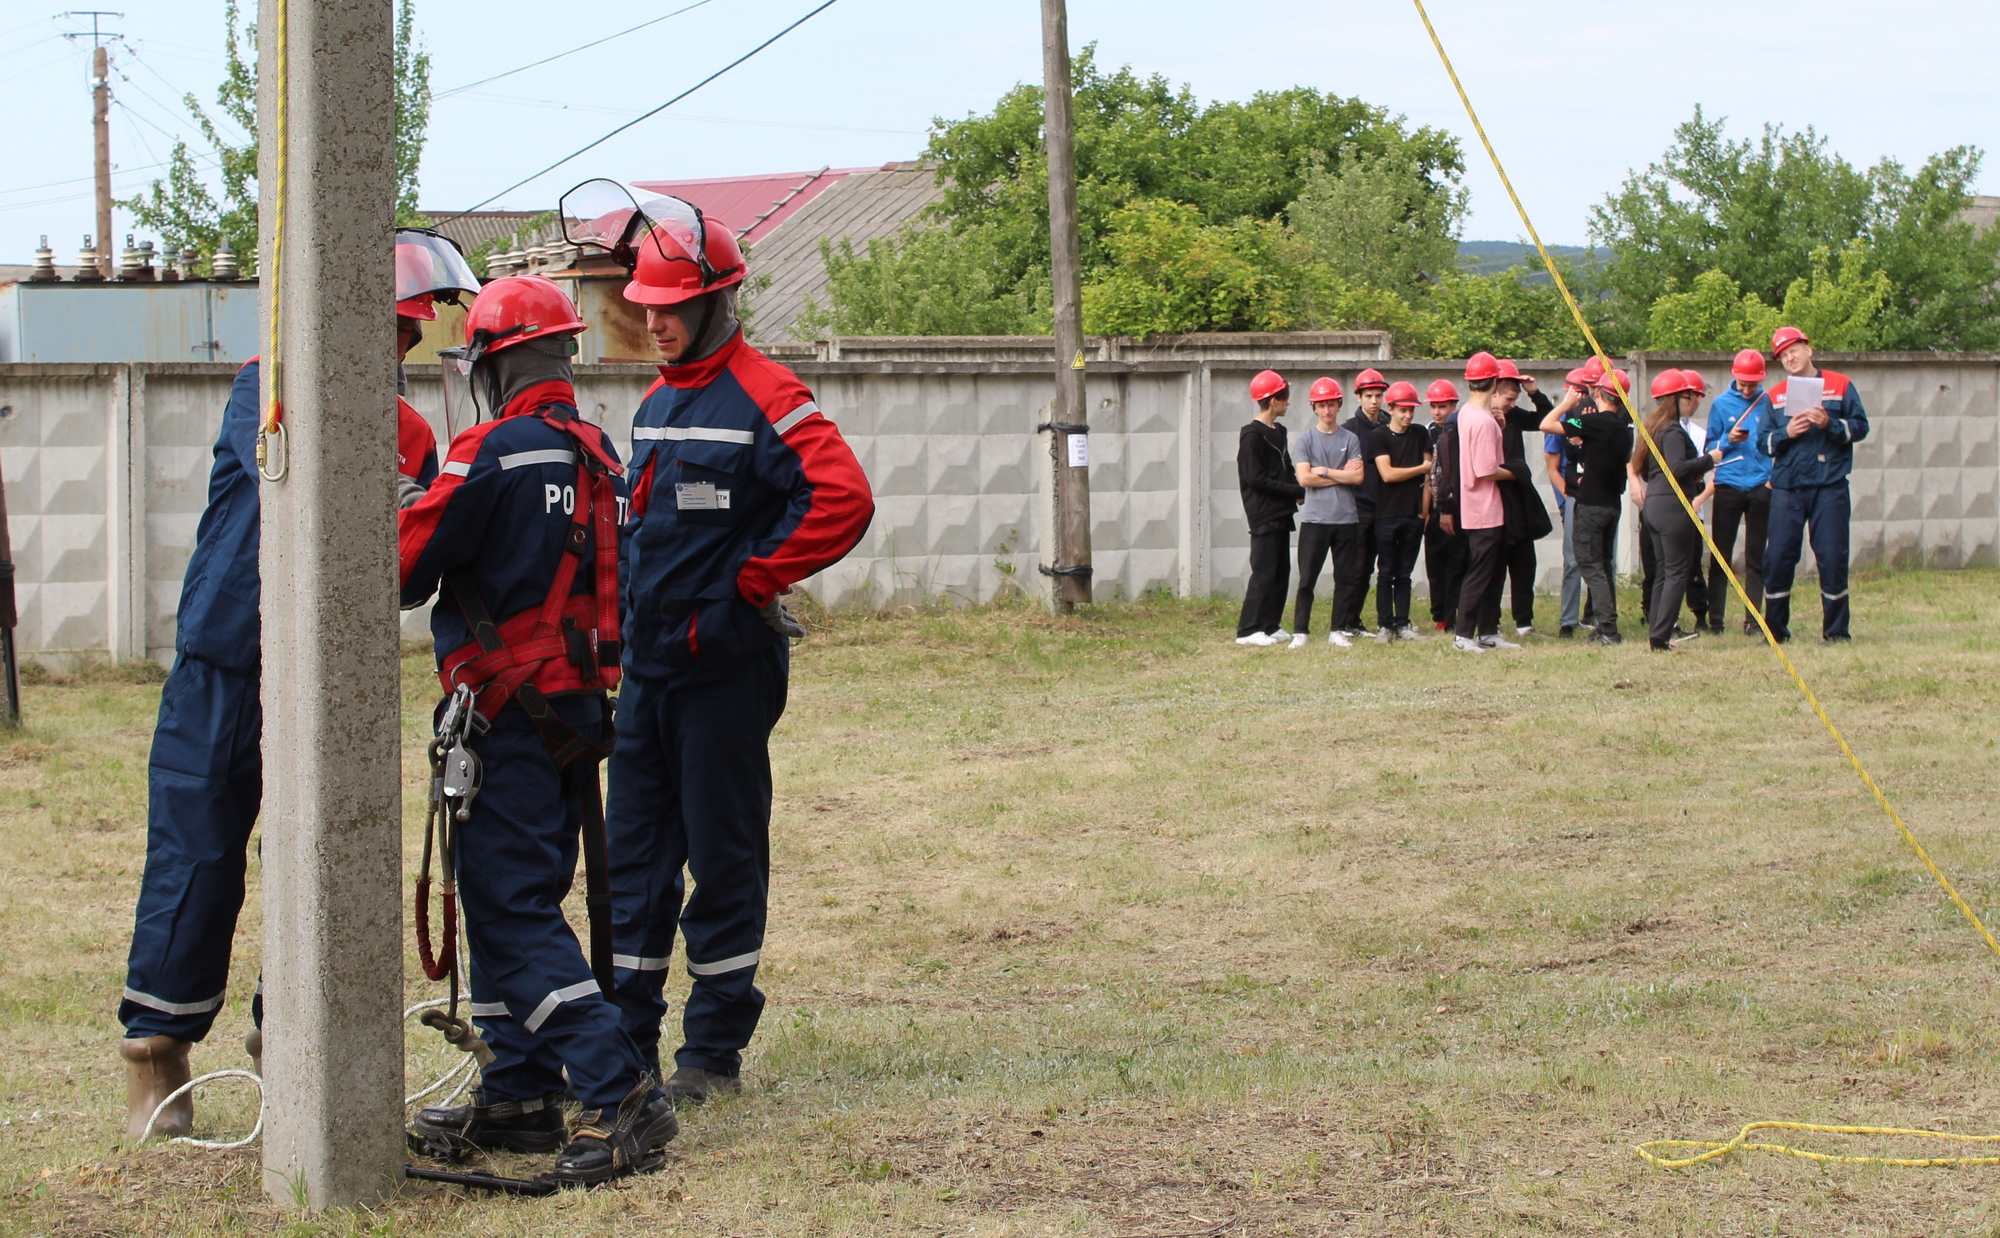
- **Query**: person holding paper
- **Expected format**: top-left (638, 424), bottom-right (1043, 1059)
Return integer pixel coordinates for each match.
top-left (1702, 349), bottom-right (1775, 634)
top-left (1761, 326), bottom-right (1870, 642)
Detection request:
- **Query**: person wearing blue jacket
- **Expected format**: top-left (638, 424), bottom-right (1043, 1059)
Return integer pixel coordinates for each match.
top-left (118, 231), bottom-right (474, 1141)
top-left (1703, 349), bottom-right (1775, 635)
top-left (597, 204), bottom-right (874, 1108)
top-left (1761, 326), bottom-right (1870, 642)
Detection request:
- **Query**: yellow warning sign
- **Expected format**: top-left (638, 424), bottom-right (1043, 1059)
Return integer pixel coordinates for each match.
top-left (1071, 350), bottom-right (1086, 370)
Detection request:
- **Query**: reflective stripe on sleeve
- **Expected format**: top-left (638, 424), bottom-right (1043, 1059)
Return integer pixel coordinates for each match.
top-left (772, 401), bottom-right (821, 437)
top-left (440, 460), bottom-right (472, 477)
top-left (686, 948), bottom-right (761, 978)
top-left (524, 979), bottom-right (601, 1033)
top-left (122, 986), bottom-right (225, 1017)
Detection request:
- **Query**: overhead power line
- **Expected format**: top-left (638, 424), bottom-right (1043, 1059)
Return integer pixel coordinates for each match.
top-left (435, 0), bottom-right (718, 100)
top-left (435, 0), bottom-right (844, 225)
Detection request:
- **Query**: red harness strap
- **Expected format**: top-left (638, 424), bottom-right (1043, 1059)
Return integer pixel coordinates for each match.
top-left (439, 409), bottom-right (623, 720)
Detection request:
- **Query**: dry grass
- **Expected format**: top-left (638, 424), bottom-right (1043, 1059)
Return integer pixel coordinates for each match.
top-left (5, 570), bottom-right (2000, 1235)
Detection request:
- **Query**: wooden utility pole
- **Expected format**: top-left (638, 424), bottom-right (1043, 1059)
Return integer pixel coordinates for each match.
top-left (61, 12), bottom-right (123, 279)
top-left (1039, 0), bottom-right (1091, 610)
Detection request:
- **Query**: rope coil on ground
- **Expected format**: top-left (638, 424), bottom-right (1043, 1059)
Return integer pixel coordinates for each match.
top-left (1409, 0), bottom-right (2000, 1170)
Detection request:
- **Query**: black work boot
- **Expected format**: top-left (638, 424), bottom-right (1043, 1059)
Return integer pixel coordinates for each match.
top-left (407, 1090), bottom-right (566, 1162)
top-left (549, 1078), bottom-right (676, 1187)
top-left (663, 1064), bottom-right (743, 1107)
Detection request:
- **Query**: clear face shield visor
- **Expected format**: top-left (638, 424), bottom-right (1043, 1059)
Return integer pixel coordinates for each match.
top-left (558, 178), bottom-right (719, 282)
top-left (439, 348), bottom-right (475, 439)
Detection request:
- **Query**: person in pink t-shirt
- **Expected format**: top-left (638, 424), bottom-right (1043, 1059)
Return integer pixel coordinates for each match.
top-left (1453, 353), bottom-right (1516, 651)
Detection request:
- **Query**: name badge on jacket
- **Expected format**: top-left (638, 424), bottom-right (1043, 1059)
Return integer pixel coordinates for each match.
top-left (676, 481), bottom-right (731, 511)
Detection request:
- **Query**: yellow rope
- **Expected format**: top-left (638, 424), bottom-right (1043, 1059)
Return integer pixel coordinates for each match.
top-left (257, 0), bottom-right (288, 482)
top-left (1409, 0), bottom-right (2000, 1170)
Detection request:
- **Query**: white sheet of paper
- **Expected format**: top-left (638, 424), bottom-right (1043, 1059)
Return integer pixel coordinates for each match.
top-left (1785, 375), bottom-right (1824, 417)
top-left (1067, 433), bottom-right (1090, 468)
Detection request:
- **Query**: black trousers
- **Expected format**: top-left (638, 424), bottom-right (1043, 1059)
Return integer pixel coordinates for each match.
top-left (1374, 515), bottom-right (1424, 629)
top-left (1353, 512), bottom-right (1377, 630)
top-left (1573, 502), bottom-right (1621, 638)
top-left (1639, 507), bottom-right (1708, 626)
top-left (1502, 537), bottom-right (1536, 628)
top-left (1644, 495), bottom-right (1705, 648)
top-left (1296, 522), bottom-right (1369, 633)
top-left (1706, 484), bottom-right (1770, 631)
top-left (1455, 526), bottom-right (1506, 640)
top-left (1238, 529), bottom-right (1291, 637)
top-left (1424, 514), bottom-right (1467, 625)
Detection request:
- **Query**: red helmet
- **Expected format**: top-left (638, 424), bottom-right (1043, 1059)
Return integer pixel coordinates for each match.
top-left (1770, 325), bottom-right (1810, 358)
top-left (1383, 380), bottom-right (1420, 407)
top-left (1249, 369), bottom-right (1288, 402)
top-left (1424, 378), bottom-right (1460, 406)
top-left (1307, 376), bottom-right (1344, 404)
top-left (461, 275), bottom-right (586, 361)
top-left (1597, 368), bottom-right (1634, 400)
top-left (1649, 368), bottom-right (1696, 400)
top-left (394, 229), bottom-right (480, 321)
top-left (624, 218), bottom-right (747, 308)
top-left (1353, 367), bottom-right (1389, 391)
top-left (1682, 369), bottom-right (1707, 396)
top-left (1731, 348), bottom-right (1767, 382)
top-left (1494, 358), bottom-right (1522, 382)
top-left (1464, 351), bottom-right (1500, 383)
top-left (1579, 354), bottom-right (1606, 383)
top-left (1564, 366), bottom-right (1592, 389)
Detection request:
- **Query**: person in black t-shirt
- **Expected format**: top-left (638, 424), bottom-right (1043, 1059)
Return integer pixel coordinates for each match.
top-left (1345, 368), bottom-right (1391, 637)
top-left (1370, 382), bottom-right (1432, 638)
top-left (1541, 369), bottom-right (1635, 643)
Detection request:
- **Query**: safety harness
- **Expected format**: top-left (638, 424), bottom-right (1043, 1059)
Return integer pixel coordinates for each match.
top-left (413, 404), bottom-right (626, 1068)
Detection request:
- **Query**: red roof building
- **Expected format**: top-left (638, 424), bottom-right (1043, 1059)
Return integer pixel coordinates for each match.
top-left (631, 167), bottom-right (865, 244)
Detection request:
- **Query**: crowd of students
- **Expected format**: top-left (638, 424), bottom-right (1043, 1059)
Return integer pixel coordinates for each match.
top-left (1234, 326), bottom-right (1870, 653)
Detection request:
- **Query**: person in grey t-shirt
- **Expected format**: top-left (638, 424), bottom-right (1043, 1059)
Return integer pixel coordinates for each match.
top-left (1289, 377), bottom-right (1367, 648)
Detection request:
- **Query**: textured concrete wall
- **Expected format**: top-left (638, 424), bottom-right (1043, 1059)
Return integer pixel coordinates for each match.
top-left (5, 352), bottom-right (1997, 658)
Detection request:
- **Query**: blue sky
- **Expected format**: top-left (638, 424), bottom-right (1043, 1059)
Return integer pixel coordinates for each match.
top-left (0, 0), bottom-right (1992, 264)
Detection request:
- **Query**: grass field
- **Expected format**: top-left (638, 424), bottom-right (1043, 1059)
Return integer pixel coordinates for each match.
top-left (5, 569), bottom-right (2000, 1235)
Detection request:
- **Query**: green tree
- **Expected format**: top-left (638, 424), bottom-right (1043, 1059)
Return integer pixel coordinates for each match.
top-left (1080, 199), bottom-right (1313, 336)
top-left (1774, 242), bottom-right (1893, 350)
top-left (1415, 269), bottom-right (1590, 359)
top-left (1645, 269), bottom-right (1781, 351)
top-left (1591, 106), bottom-right (1999, 350)
top-left (122, 0), bottom-right (433, 273)
top-left (795, 224), bottom-right (1050, 338)
top-left (1286, 144), bottom-right (1467, 302)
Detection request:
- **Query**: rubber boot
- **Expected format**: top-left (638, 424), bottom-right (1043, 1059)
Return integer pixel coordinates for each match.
top-left (549, 1078), bottom-right (676, 1187)
top-left (245, 1028), bottom-right (262, 1078)
top-left (663, 1064), bottom-right (742, 1108)
top-left (122, 1035), bottom-right (193, 1141)
top-left (407, 1091), bottom-right (566, 1162)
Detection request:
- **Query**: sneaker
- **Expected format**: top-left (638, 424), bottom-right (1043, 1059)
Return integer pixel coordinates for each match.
top-left (1361, 627), bottom-right (1390, 643)
top-left (1558, 625), bottom-right (1576, 639)
top-left (1328, 630), bottom-right (1354, 649)
top-left (1671, 626), bottom-right (1701, 643)
top-left (1591, 632), bottom-right (1623, 646)
top-left (1286, 633), bottom-right (1308, 650)
top-left (1515, 625), bottom-right (1534, 637)
top-left (549, 1078), bottom-right (677, 1187)
top-left (1270, 629), bottom-right (1292, 643)
top-left (1235, 632), bottom-right (1277, 647)
top-left (1395, 624), bottom-right (1424, 640)
top-left (1480, 635), bottom-right (1522, 651)
top-left (1452, 635), bottom-right (1486, 654)
top-left (1434, 620), bottom-right (1451, 632)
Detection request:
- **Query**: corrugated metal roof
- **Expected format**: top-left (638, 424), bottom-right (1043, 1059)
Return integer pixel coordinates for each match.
top-left (741, 161), bottom-right (945, 343)
top-left (418, 210), bottom-right (564, 256)
top-left (631, 168), bottom-right (862, 245)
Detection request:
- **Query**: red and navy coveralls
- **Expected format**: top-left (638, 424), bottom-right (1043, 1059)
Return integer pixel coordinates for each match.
top-left (1761, 369), bottom-right (1870, 641)
top-left (607, 331), bottom-right (873, 1079)
top-left (121, 361), bottom-right (436, 1043)
top-left (397, 380), bottom-right (652, 1109)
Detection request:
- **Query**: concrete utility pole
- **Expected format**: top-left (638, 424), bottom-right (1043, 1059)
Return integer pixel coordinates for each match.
top-left (60, 11), bottom-right (123, 280)
top-left (1039, 0), bottom-right (1092, 610)
top-left (255, 0), bottom-right (403, 1208)
top-left (0, 454), bottom-right (19, 728)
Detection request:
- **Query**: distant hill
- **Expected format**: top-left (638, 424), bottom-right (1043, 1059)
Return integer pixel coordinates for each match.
top-left (1457, 240), bottom-right (1598, 280)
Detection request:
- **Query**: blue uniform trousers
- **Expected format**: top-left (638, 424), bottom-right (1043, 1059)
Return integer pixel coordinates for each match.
top-left (459, 697), bottom-right (649, 1109)
top-left (605, 643), bottom-right (789, 1078)
top-left (120, 654), bottom-right (263, 1042)
top-left (1762, 481), bottom-right (1852, 641)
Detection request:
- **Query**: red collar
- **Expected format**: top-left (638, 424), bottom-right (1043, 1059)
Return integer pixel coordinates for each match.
top-left (499, 379), bottom-right (578, 420)
top-left (653, 331), bottom-right (744, 389)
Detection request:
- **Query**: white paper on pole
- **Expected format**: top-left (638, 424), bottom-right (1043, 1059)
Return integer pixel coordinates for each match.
top-left (1067, 433), bottom-right (1089, 468)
